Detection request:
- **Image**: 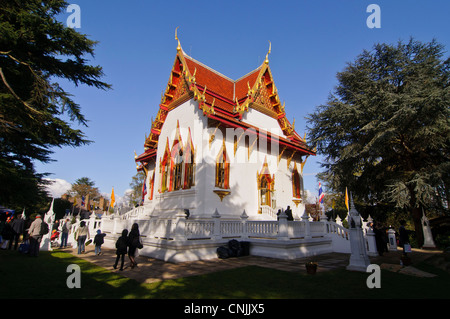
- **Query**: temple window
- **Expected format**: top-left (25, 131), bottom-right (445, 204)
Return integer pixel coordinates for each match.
top-left (160, 139), bottom-right (170, 193)
top-left (184, 149), bottom-right (195, 189)
top-left (259, 175), bottom-right (271, 206)
top-left (215, 141), bottom-right (230, 189)
top-left (292, 163), bottom-right (301, 199)
top-left (184, 130), bottom-right (195, 189)
top-left (149, 171), bottom-right (155, 200)
top-left (161, 160), bottom-right (169, 193)
top-left (257, 157), bottom-right (275, 209)
top-left (172, 151), bottom-right (183, 191)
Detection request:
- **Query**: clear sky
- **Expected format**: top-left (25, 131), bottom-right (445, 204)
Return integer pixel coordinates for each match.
top-left (36, 0), bottom-right (450, 204)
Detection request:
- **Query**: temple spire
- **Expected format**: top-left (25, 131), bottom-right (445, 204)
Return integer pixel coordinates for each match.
top-left (264, 40), bottom-right (271, 64)
top-left (175, 26), bottom-right (182, 52)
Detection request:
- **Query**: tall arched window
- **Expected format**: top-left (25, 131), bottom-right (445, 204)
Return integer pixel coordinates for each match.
top-left (149, 171), bottom-right (155, 200)
top-left (184, 129), bottom-right (195, 189)
top-left (292, 163), bottom-right (301, 199)
top-left (215, 140), bottom-right (230, 189)
top-left (160, 139), bottom-right (170, 193)
top-left (171, 149), bottom-right (183, 191)
top-left (259, 175), bottom-right (271, 206)
top-left (257, 157), bottom-right (274, 208)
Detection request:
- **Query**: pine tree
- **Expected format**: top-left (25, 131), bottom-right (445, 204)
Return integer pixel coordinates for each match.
top-left (307, 38), bottom-right (450, 246)
top-left (0, 1), bottom-right (110, 207)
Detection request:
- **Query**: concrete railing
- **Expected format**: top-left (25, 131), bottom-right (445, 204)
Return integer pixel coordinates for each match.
top-left (100, 209), bottom-right (355, 246)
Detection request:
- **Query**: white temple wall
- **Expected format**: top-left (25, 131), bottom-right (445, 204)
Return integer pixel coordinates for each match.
top-left (241, 107), bottom-right (286, 138)
top-left (148, 99), bottom-right (203, 216)
top-left (142, 98), bottom-right (306, 221)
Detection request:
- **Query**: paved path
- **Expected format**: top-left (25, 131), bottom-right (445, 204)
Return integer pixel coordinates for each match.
top-left (60, 245), bottom-right (442, 284)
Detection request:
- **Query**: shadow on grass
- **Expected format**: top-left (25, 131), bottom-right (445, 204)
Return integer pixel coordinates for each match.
top-left (1, 250), bottom-right (449, 299)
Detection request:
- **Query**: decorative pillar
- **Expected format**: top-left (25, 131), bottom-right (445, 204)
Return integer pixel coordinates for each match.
top-left (173, 212), bottom-right (187, 241)
top-left (240, 210), bottom-right (249, 239)
top-left (346, 194), bottom-right (370, 272)
top-left (365, 223), bottom-right (378, 257)
top-left (277, 209), bottom-right (289, 240)
top-left (421, 212), bottom-right (436, 249)
top-left (212, 208), bottom-right (221, 241)
top-left (40, 198), bottom-right (55, 251)
top-left (301, 210), bottom-right (311, 239)
top-left (387, 228), bottom-right (397, 251)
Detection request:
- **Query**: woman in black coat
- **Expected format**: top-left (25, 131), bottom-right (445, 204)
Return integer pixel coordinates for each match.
top-left (128, 223), bottom-right (142, 268)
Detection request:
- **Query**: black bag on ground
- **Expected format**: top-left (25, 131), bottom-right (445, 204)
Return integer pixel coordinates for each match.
top-left (228, 239), bottom-right (243, 257)
top-left (217, 246), bottom-right (230, 259)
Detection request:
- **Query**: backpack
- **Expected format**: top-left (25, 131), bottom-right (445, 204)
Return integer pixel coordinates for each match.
top-left (39, 221), bottom-right (49, 235)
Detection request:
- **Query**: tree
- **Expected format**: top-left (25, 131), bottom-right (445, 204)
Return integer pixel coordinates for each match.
top-left (0, 1), bottom-right (110, 208)
top-left (307, 38), bottom-right (450, 246)
top-left (71, 177), bottom-right (100, 199)
top-left (129, 171), bottom-right (146, 207)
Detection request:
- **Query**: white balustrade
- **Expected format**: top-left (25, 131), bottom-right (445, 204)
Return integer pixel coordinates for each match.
top-left (101, 207), bottom-right (359, 255)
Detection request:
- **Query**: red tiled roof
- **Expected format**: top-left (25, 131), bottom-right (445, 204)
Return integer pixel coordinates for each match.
top-left (183, 54), bottom-right (260, 108)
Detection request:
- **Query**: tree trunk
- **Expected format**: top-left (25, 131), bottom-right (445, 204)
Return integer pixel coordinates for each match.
top-left (408, 185), bottom-right (424, 248)
top-left (411, 206), bottom-right (424, 248)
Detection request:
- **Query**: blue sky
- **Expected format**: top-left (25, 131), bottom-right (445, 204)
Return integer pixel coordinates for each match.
top-left (36, 0), bottom-right (450, 203)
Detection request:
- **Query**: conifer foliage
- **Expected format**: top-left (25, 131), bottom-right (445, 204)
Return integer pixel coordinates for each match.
top-left (307, 39), bottom-right (449, 245)
top-left (0, 1), bottom-right (110, 207)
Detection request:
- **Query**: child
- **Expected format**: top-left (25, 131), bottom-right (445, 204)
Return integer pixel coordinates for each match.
top-left (93, 229), bottom-right (106, 255)
top-left (113, 229), bottom-right (128, 271)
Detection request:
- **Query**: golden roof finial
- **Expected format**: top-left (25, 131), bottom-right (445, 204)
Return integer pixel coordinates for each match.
top-left (264, 40), bottom-right (271, 64)
top-left (175, 26), bottom-right (181, 51)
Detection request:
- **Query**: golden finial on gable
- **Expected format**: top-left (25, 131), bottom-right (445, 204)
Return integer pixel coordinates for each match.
top-left (264, 40), bottom-right (271, 64)
top-left (175, 26), bottom-right (181, 51)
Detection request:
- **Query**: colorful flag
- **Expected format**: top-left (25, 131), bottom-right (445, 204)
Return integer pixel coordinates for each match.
top-left (345, 187), bottom-right (349, 211)
top-left (110, 187), bottom-right (115, 208)
top-left (81, 196), bottom-right (85, 207)
top-left (318, 183), bottom-right (324, 204)
top-left (141, 182), bottom-right (147, 205)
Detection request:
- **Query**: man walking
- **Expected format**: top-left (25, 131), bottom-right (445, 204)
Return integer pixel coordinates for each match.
top-left (9, 214), bottom-right (25, 250)
top-left (28, 215), bottom-right (43, 256)
top-left (59, 218), bottom-right (71, 249)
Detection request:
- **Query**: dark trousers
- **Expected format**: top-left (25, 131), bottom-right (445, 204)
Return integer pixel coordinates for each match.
top-left (60, 232), bottom-right (68, 248)
top-left (29, 235), bottom-right (42, 256)
top-left (8, 232), bottom-right (20, 250)
top-left (114, 253), bottom-right (125, 270)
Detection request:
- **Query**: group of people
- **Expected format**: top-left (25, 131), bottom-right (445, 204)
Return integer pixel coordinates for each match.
top-left (1, 214), bottom-right (26, 250)
top-left (113, 223), bottom-right (142, 271)
top-left (370, 220), bottom-right (411, 256)
top-left (1, 213), bottom-right (143, 268)
top-left (0, 213), bottom-right (45, 257)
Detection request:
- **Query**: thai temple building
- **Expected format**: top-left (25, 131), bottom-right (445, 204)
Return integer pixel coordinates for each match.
top-left (133, 34), bottom-right (315, 222)
top-left (98, 33), bottom-right (375, 263)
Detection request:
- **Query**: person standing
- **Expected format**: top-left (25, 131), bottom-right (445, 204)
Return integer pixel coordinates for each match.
top-left (27, 215), bottom-right (43, 257)
top-left (113, 229), bottom-right (128, 271)
top-left (128, 223), bottom-right (142, 269)
top-left (9, 214), bottom-right (25, 250)
top-left (74, 221), bottom-right (89, 254)
top-left (93, 229), bottom-right (106, 255)
top-left (59, 218), bottom-right (71, 249)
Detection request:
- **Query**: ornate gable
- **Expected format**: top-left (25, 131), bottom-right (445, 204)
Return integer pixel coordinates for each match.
top-left (137, 31), bottom-right (313, 170)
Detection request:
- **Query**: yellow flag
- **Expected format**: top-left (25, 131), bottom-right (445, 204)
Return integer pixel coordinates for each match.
top-left (345, 187), bottom-right (349, 211)
top-left (110, 187), bottom-right (115, 208)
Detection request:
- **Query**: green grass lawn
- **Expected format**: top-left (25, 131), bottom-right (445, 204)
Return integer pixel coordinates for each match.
top-left (1, 249), bottom-right (449, 299)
